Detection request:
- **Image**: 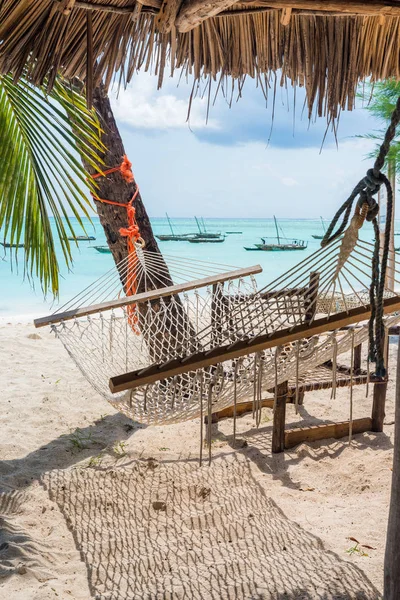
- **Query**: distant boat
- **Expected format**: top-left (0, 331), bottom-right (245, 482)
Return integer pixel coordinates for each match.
top-left (68, 235), bottom-right (96, 241)
top-left (226, 231), bottom-right (242, 234)
top-left (244, 216), bottom-right (307, 251)
top-left (0, 241), bottom-right (24, 248)
top-left (194, 216), bottom-right (222, 239)
top-left (188, 235), bottom-right (226, 244)
top-left (93, 246), bottom-right (111, 254)
top-left (312, 217), bottom-right (326, 240)
top-left (156, 213), bottom-right (195, 241)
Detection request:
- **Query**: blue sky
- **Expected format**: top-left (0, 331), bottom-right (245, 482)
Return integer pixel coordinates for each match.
top-left (107, 71), bottom-right (383, 219)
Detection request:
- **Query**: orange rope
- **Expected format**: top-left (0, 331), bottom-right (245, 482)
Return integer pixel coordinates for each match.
top-left (91, 155), bottom-right (141, 332)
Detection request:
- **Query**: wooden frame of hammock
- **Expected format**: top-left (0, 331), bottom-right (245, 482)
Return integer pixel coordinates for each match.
top-left (108, 269), bottom-right (394, 452)
top-left (208, 305), bottom-right (393, 452)
top-left (109, 294), bottom-right (400, 392)
top-left (211, 350), bottom-right (388, 452)
top-left (34, 264), bottom-right (262, 328)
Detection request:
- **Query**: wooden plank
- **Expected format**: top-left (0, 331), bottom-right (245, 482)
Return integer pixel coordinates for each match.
top-left (156, 0), bottom-right (183, 33)
top-left (59, 0), bottom-right (163, 14)
top-left (280, 7), bottom-right (292, 25)
top-left (176, 0), bottom-right (241, 32)
top-left (109, 295), bottom-right (400, 393)
top-left (284, 417), bottom-right (373, 449)
top-left (242, 1), bottom-right (400, 18)
top-left (210, 397), bottom-right (279, 420)
top-left (34, 265), bottom-right (262, 329)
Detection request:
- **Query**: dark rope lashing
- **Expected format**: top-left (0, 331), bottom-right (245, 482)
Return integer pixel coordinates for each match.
top-left (321, 96), bottom-right (400, 378)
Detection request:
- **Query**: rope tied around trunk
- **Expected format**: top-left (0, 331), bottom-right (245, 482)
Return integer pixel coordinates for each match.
top-left (321, 97), bottom-right (400, 377)
top-left (91, 155), bottom-right (143, 332)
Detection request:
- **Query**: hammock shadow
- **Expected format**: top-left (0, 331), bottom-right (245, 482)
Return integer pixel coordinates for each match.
top-left (218, 404), bottom-right (393, 492)
top-left (0, 490), bottom-right (55, 580)
top-left (0, 412), bottom-right (145, 492)
top-left (42, 453), bottom-right (380, 600)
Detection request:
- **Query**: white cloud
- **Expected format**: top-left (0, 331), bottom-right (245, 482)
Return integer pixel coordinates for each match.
top-left (111, 75), bottom-right (219, 131)
top-left (118, 132), bottom-right (377, 218)
top-left (280, 176), bottom-right (299, 187)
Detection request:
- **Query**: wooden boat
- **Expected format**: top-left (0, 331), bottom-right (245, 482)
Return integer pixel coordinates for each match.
top-left (68, 235), bottom-right (96, 241)
top-left (312, 217), bottom-right (326, 240)
top-left (0, 241), bottom-right (24, 248)
top-left (244, 216), bottom-right (307, 251)
top-left (93, 246), bottom-right (111, 254)
top-left (156, 213), bottom-right (195, 241)
top-left (188, 235), bottom-right (226, 243)
top-left (194, 216), bottom-right (221, 239)
top-left (157, 233), bottom-right (194, 241)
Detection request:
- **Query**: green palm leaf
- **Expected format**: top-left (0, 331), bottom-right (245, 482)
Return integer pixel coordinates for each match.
top-left (358, 80), bottom-right (400, 175)
top-left (0, 75), bottom-right (104, 296)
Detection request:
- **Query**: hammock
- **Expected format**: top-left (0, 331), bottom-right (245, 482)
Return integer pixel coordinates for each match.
top-left (35, 216), bottom-right (400, 426)
top-left (34, 96), bottom-right (400, 434)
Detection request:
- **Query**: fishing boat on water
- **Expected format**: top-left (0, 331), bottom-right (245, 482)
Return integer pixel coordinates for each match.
top-left (312, 217), bottom-right (326, 240)
top-left (194, 217), bottom-right (222, 239)
top-left (68, 235), bottom-right (96, 241)
top-left (244, 216), bottom-right (307, 251)
top-left (225, 231), bottom-right (242, 234)
top-left (93, 246), bottom-right (111, 254)
top-left (188, 235), bottom-right (226, 244)
top-left (156, 213), bottom-right (195, 241)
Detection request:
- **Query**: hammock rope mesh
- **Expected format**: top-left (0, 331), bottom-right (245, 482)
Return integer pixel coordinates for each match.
top-left (44, 212), bottom-right (400, 426)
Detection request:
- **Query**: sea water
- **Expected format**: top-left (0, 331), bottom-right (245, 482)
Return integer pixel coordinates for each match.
top-left (0, 216), bottom-right (383, 321)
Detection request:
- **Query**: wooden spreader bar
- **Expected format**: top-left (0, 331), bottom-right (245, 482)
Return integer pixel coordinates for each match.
top-left (284, 418), bottom-right (373, 449)
top-left (109, 295), bottom-right (400, 393)
top-left (34, 264), bottom-right (262, 329)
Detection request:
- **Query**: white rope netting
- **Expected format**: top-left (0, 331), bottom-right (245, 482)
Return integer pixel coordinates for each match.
top-left (43, 221), bottom-right (400, 426)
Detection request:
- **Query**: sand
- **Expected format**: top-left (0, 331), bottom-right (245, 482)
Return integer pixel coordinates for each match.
top-left (0, 322), bottom-right (396, 599)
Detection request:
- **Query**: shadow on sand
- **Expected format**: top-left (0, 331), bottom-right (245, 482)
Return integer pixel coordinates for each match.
top-left (41, 453), bottom-right (381, 600)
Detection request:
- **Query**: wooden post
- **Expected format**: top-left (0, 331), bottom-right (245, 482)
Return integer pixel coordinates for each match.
top-left (211, 282), bottom-right (224, 346)
top-left (384, 337), bottom-right (400, 599)
top-left (372, 331), bottom-right (389, 432)
top-left (371, 381), bottom-right (387, 432)
top-left (353, 343), bottom-right (362, 373)
top-left (304, 272), bottom-right (320, 323)
top-left (272, 381), bottom-right (288, 453)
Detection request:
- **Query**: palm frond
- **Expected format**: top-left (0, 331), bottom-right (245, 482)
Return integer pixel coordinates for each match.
top-left (0, 75), bottom-right (103, 296)
top-left (357, 81), bottom-right (400, 177)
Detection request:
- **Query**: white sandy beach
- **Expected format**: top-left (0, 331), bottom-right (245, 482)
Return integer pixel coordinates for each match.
top-left (0, 321), bottom-right (396, 599)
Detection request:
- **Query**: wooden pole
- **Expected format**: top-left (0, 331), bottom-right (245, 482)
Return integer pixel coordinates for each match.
top-left (384, 337), bottom-right (400, 599)
top-left (371, 380), bottom-right (387, 432)
top-left (272, 381), bottom-right (288, 453)
top-left (353, 343), bottom-right (362, 373)
top-left (34, 265), bottom-right (262, 328)
top-left (304, 271), bottom-right (320, 323)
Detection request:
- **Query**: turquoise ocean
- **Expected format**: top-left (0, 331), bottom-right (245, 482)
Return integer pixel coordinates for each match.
top-left (0, 216), bottom-right (387, 321)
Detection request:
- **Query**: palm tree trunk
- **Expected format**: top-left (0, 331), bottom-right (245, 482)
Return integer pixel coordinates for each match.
top-left (80, 84), bottom-right (198, 360)
top-left (87, 84), bottom-right (168, 289)
top-left (384, 337), bottom-right (400, 599)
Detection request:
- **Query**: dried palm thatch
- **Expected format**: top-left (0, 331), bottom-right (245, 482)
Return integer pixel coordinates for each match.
top-left (1, 1), bottom-right (400, 119)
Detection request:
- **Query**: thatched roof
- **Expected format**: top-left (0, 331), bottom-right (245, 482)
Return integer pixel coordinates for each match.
top-left (2, 1), bottom-right (400, 119)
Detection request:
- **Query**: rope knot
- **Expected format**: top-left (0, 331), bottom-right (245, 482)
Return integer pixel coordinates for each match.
top-left (364, 168), bottom-right (384, 193)
top-left (120, 155), bottom-right (134, 183)
top-left (119, 224), bottom-right (140, 240)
